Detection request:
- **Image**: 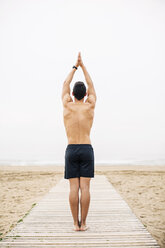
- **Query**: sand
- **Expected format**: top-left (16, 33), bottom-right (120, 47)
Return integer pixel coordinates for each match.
top-left (0, 166), bottom-right (63, 240)
top-left (0, 165), bottom-right (165, 247)
top-left (99, 166), bottom-right (165, 248)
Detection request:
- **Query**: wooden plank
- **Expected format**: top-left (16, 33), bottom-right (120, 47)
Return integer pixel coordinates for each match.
top-left (0, 175), bottom-right (160, 248)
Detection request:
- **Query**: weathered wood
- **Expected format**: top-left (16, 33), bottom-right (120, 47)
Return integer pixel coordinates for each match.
top-left (0, 175), bottom-right (160, 248)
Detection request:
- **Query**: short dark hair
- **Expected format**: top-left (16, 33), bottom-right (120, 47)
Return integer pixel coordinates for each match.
top-left (73, 81), bottom-right (86, 100)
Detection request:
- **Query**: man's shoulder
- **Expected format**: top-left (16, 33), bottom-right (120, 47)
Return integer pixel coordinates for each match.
top-left (63, 102), bottom-right (94, 110)
top-left (85, 96), bottom-right (96, 108)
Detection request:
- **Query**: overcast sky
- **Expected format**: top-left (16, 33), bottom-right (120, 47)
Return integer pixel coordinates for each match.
top-left (0, 0), bottom-right (165, 164)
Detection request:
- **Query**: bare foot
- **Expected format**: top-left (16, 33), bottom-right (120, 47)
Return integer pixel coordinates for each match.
top-left (79, 224), bottom-right (89, 231)
top-left (73, 224), bottom-right (80, 231)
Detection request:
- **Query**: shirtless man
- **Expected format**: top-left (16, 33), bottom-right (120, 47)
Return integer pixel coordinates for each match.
top-left (61, 52), bottom-right (97, 231)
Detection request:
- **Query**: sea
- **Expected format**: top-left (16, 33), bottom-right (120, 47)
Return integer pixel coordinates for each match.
top-left (0, 159), bottom-right (165, 166)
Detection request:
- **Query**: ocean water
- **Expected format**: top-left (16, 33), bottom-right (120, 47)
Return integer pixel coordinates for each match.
top-left (0, 159), bottom-right (165, 166)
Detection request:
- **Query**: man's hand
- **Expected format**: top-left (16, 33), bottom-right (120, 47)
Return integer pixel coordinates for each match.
top-left (75, 52), bottom-right (84, 68)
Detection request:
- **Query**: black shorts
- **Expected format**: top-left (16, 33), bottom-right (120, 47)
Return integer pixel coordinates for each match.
top-left (64, 144), bottom-right (94, 179)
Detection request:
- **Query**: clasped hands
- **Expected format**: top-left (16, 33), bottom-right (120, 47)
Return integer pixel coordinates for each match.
top-left (75, 52), bottom-right (84, 68)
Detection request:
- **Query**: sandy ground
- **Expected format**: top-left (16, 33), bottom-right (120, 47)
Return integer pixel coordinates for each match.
top-left (98, 166), bottom-right (165, 248)
top-left (0, 165), bottom-right (165, 247)
top-left (0, 166), bottom-right (63, 240)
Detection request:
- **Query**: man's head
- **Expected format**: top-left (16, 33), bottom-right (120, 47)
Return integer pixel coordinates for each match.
top-left (72, 81), bottom-right (87, 101)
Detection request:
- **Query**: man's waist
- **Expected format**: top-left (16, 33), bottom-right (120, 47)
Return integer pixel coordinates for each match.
top-left (67, 144), bottom-right (93, 149)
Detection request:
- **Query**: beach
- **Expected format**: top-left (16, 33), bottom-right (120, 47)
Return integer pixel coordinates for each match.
top-left (0, 166), bottom-right (63, 240)
top-left (0, 165), bottom-right (165, 247)
top-left (100, 165), bottom-right (165, 248)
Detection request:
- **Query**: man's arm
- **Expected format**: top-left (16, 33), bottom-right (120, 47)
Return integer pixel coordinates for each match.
top-left (61, 67), bottom-right (77, 100)
top-left (61, 53), bottom-right (80, 106)
top-left (81, 64), bottom-right (97, 101)
top-left (77, 52), bottom-right (97, 105)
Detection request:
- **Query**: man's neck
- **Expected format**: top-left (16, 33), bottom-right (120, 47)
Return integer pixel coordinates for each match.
top-left (74, 99), bottom-right (84, 104)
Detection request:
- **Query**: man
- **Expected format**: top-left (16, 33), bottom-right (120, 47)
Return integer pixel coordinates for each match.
top-left (61, 52), bottom-right (97, 231)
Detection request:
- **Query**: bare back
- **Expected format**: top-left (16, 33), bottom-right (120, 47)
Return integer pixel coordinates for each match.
top-left (63, 102), bottom-right (95, 144)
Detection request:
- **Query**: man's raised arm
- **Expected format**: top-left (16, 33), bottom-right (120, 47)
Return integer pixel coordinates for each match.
top-left (81, 64), bottom-right (97, 101)
top-left (61, 53), bottom-right (80, 101)
top-left (61, 68), bottom-right (77, 100)
top-left (78, 52), bottom-right (97, 104)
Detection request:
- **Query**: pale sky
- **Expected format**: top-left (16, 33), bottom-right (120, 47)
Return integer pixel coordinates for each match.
top-left (0, 0), bottom-right (165, 164)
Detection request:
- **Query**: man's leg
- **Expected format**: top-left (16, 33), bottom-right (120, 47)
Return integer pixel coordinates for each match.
top-left (68, 177), bottom-right (80, 231)
top-left (79, 177), bottom-right (91, 231)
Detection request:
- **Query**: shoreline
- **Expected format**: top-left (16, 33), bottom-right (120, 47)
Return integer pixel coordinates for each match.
top-left (0, 164), bottom-right (165, 170)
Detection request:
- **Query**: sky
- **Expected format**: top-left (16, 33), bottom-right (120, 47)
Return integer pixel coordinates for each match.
top-left (0, 0), bottom-right (165, 165)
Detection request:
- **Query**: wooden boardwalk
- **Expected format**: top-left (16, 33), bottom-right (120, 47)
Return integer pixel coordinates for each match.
top-left (0, 175), bottom-right (160, 247)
